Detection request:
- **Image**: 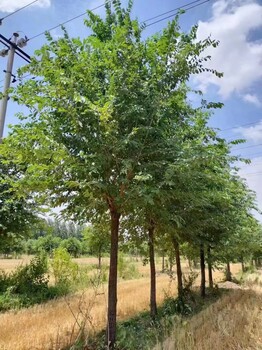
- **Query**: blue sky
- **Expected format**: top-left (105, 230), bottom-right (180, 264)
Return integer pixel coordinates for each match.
top-left (0, 0), bottom-right (262, 219)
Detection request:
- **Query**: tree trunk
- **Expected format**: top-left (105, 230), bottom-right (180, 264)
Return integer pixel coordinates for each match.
top-left (241, 256), bottom-right (245, 273)
top-left (148, 222), bottom-right (157, 319)
top-left (226, 261), bottom-right (232, 281)
top-left (207, 245), bottom-right (213, 289)
top-left (98, 251), bottom-right (102, 270)
top-left (106, 210), bottom-right (120, 349)
top-left (162, 252), bottom-right (165, 273)
top-left (193, 259), bottom-right (198, 269)
top-left (200, 243), bottom-right (206, 298)
top-left (173, 238), bottom-right (183, 297)
top-left (188, 259), bottom-right (192, 269)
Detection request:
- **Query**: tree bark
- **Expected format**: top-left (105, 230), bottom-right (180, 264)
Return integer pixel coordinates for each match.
top-left (207, 245), bottom-right (213, 289)
top-left (226, 261), bottom-right (232, 281)
top-left (241, 256), bottom-right (245, 273)
top-left (200, 243), bottom-right (206, 298)
top-left (106, 209), bottom-right (120, 349)
top-left (98, 251), bottom-right (102, 270)
top-left (148, 221), bottom-right (157, 319)
top-left (173, 238), bottom-right (183, 297)
top-left (162, 252), bottom-right (165, 273)
top-left (193, 259), bottom-right (198, 269)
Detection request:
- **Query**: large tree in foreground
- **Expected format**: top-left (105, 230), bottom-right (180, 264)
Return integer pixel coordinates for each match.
top-left (1, 1), bottom-right (222, 347)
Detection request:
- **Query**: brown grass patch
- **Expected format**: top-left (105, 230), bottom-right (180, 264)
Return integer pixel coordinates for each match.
top-left (0, 275), bottom-right (176, 350)
top-left (0, 258), bottom-right (242, 350)
top-left (155, 284), bottom-right (262, 350)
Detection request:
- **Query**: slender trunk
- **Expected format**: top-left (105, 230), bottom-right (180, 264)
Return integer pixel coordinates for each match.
top-left (148, 222), bottom-right (157, 319)
top-left (162, 253), bottom-right (165, 273)
top-left (169, 256), bottom-right (173, 272)
top-left (188, 259), bottom-right (192, 269)
top-left (98, 251), bottom-right (102, 270)
top-left (207, 246), bottom-right (213, 289)
top-left (241, 256), bottom-right (245, 273)
top-left (193, 259), bottom-right (198, 269)
top-left (226, 261), bottom-right (232, 281)
top-left (200, 243), bottom-right (206, 298)
top-left (106, 210), bottom-right (120, 349)
top-left (173, 239), bottom-right (183, 297)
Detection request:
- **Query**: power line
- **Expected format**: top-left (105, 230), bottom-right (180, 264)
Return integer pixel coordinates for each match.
top-left (219, 120), bottom-right (262, 133)
top-left (239, 171), bottom-right (262, 177)
top-left (243, 151), bottom-right (262, 158)
top-left (28, 0), bottom-right (211, 41)
top-left (0, 0), bottom-right (39, 24)
top-left (143, 0), bottom-right (207, 23)
top-left (232, 143), bottom-right (262, 152)
top-left (145, 0), bottom-right (210, 28)
top-left (29, 2), bottom-right (108, 41)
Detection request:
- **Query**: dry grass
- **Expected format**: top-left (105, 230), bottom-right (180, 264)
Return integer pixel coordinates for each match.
top-left (155, 281), bottom-right (262, 350)
top-left (0, 256), bottom-right (32, 273)
top-left (0, 257), bottom-right (242, 350)
top-left (0, 274), bottom-right (176, 350)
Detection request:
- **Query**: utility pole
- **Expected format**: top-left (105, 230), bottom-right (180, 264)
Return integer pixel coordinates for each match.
top-left (0, 33), bottom-right (30, 142)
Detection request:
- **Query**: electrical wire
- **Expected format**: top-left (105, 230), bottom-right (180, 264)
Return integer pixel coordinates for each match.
top-left (239, 171), bottom-right (262, 177)
top-left (231, 143), bottom-right (262, 152)
top-left (0, 0), bottom-right (39, 23)
top-left (28, 0), bottom-right (211, 41)
top-left (29, 2), bottom-right (109, 41)
top-left (145, 0), bottom-right (210, 28)
top-left (219, 121), bottom-right (262, 133)
top-left (143, 0), bottom-right (207, 23)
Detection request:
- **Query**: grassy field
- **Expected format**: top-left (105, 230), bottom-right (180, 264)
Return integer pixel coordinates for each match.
top-left (155, 272), bottom-right (262, 350)
top-left (0, 257), bottom-right (242, 350)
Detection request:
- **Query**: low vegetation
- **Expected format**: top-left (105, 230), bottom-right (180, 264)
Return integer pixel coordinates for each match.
top-left (154, 285), bottom-right (262, 350)
top-left (0, 1), bottom-right (261, 349)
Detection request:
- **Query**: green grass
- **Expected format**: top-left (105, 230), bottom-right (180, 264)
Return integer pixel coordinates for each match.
top-left (82, 288), bottom-right (223, 350)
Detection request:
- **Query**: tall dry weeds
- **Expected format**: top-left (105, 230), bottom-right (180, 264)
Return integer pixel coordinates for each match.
top-left (155, 285), bottom-right (262, 350)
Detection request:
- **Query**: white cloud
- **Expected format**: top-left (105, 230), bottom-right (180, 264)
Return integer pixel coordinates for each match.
top-left (243, 93), bottom-right (261, 107)
top-left (235, 120), bottom-right (262, 143)
top-left (0, 0), bottom-right (51, 13)
top-left (195, 0), bottom-right (262, 98)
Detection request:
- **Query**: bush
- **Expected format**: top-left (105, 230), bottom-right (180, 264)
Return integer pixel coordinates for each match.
top-left (0, 253), bottom-right (72, 311)
top-left (0, 269), bottom-right (10, 293)
top-left (10, 253), bottom-right (49, 295)
top-left (60, 237), bottom-right (82, 258)
top-left (51, 247), bottom-right (79, 291)
top-left (118, 253), bottom-right (140, 280)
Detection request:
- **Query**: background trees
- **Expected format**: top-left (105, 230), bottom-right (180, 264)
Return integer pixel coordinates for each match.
top-left (0, 1), bottom-right (261, 348)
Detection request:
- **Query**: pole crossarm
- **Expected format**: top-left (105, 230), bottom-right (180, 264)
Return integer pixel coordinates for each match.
top-left (0, 33), bottom-right (31, 141)
top-left (0, 34), bottom-right (31, 62)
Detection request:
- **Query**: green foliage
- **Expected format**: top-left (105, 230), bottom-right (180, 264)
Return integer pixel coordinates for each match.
top-left (183, 270), bottom-right (199, 293)
top-left (1, 0), bottom-right (261, 345)
top-left (35, 234), bottom-right (62, 255)
top-left (0, 269), bottom-right (9, 293)
top-left (51, 247), bottom-right (79, 290)
top-left (60, 237), bottom-right (82, 257)
top-left (0, 160), bottom-right (38, 240)
top-left (88, 290), bottom-right (221, 350)
top-left (10, 253), bottom-right (49, 295)
top-left (0, 253), bottom-right (61, 311)
top-left (118, 253), bottom-right (140, 280)
top-left (0, 252), bottom-right (83, 311)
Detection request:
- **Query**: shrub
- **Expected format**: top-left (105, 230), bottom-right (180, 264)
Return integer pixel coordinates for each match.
top-left (118, 253), bottom-right (140, 280)
top-left (0, 269), bottom-right (10, 293)
top-left (51, 247), bottom-right (79, 290)
top-left (9, 253), bottom-right (49, 295)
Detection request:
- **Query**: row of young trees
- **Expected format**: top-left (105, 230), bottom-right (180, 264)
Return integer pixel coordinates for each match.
top-left (0, 1), bottom-right (261, 348)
